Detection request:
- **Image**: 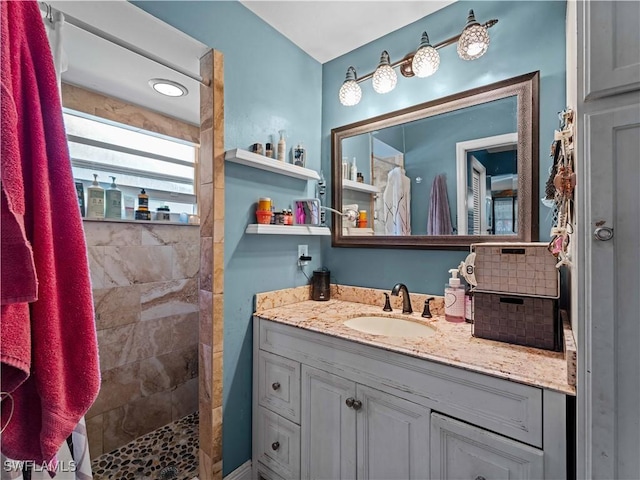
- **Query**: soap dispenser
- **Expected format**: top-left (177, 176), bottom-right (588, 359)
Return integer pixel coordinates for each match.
top-left (86, 174), bottom-right (105, 219)
top-left (105, 176), bottom-right (122, 219)
top-left (445, 268), bottom-right (465, 323)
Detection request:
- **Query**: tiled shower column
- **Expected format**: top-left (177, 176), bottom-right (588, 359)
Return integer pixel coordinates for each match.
top-left (199, 49), bottom-right (224, 479)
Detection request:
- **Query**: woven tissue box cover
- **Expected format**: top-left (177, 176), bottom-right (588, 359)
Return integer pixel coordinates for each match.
top-left (473, 293), bottom-right (558, 351)
top-left (472, 242), bottom-right (559, 298)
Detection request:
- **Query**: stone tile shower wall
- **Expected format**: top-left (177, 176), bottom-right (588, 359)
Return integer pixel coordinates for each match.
top-left (83, 222), bottom-right (200, 458)
top-left (198, 49), bottom-right (225, 480)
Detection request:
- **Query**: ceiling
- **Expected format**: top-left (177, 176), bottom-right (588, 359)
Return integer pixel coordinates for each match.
top-left (240, 1), bottom-right (455, 64)
top-left (50, 1), bottom-right (454, 126)
top-left (50, 1), bottom-right (208, 125)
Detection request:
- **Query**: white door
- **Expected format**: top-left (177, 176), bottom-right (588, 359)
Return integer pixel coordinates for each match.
top-left (576, 1), bottom-right (640, 477)
top-left (430, 413), bottom-right (544, 480)
top-left (356, 385), bottom-right (430, 480)
top-left (582, 102), bottom-right (640, 479)
top-left (300, 366), bottom-right (356, 480)
top-left (583, 1), bottom-right (640, 99)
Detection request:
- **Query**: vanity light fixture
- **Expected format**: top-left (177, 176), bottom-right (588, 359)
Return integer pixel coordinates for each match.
top-left (149, 78), bottom-right (188, 97)
top-left (457, 9), bottom-right (490, 60)
top-left (412, 32), bottom-right (440, 78)
top-left (372, 51), bottom-right (398, 94)
top-left (338, 9), bottom-right (497, 106)
top-left (339, 66), bottom-right (362, 107)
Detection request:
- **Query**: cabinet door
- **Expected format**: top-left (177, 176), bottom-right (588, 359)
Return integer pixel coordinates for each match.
top-left (356, 385), bottom-right (431, 480)
top-left (430, 413), bottom-right (543, 480)
top-left (583, 102), bottom-right (640, 479)
top-left (300, 366), bottom-right (356, 480)
top-left (584, 1), bottom-right (640, 99)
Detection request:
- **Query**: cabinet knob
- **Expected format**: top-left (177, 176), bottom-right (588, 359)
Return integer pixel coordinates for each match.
top-left (271, 441), bottom-right (280, 451)
top-left (271, 382), bottom-right (280, 391)
top-left (345, 397), bottom-right (355, 408)
top-left (352, 399), bottom-right (362, 411)
top-left (475, 476), bottom-right (486, 480)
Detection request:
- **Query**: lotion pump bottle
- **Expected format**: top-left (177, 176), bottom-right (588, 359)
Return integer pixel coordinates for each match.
top-left (105, 176), bottom-right (122, 219)
top-left (87, 174), bottom-right (105, 219)
top-left (445, 268), bottom-right (465, 323)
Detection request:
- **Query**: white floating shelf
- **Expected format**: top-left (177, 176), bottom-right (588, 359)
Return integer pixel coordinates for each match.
top-left (245, 224), bottom-right (331, 236)
top-left (342, 179), bottom-right (380, 194)
top-left (225, 148), bottom-right (320, 181)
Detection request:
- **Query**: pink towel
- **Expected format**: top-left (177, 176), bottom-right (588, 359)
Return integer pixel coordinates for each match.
top-left (0, 0), bottom-right (100, 463)
top-left (0, 39), bottom-right (38, 305)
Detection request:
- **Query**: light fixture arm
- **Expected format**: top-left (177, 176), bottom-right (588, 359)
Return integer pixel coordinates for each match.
top-left (354, 19), bottom-right (498, 83)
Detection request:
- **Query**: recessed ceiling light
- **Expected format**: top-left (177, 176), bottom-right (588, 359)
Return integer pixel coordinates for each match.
top-left (148, 78), bottom-right (188, 97)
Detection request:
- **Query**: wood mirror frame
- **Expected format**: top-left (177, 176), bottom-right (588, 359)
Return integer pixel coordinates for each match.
top-left (330, 71), bottom-right (539, 250)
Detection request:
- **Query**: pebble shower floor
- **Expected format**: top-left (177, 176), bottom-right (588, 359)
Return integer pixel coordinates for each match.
top-left (91, 412), bottom-right (198, 480)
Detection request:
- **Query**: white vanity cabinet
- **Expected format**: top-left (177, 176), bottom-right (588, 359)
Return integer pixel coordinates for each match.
top-left (300, 366), bottom-right (430, 480)
top-left (252, 317), bottom-right (569, 480)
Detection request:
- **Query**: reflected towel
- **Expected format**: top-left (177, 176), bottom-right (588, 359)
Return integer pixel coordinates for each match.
top-left (427, 174), bottom-right (453, 235)
top-left (382, 167), bottom-right (411, 236)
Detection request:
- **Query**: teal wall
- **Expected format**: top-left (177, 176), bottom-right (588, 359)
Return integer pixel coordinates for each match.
top-left (321, 0), bottom-right (566, 294)
top-left (133, 1), bottom-right (323, 474)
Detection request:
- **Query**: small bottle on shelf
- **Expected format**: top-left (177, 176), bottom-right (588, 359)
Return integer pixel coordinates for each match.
top-left (277, 130), bottom-right (286, 162)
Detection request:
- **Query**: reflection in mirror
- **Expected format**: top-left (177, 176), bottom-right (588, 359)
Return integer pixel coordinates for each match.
top-left (331, 72), bottom-right (539, 249)
top-left (456, 131), bottom-right (518, 236)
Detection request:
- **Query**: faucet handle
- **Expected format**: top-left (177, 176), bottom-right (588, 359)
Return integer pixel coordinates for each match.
top-left (382, 293), bottom-right (393, 312)
top-left (422, 297), bottom-right (434, 318)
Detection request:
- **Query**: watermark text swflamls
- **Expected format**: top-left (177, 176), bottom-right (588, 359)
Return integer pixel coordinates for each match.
top-left (3, 459), bottom-right (77, 473)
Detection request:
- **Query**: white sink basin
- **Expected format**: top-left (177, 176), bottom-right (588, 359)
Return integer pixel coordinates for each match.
top-left (343, 316), bottom-right (436, 338)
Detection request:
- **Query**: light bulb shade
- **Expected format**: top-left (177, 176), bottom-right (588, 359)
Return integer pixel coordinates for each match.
top-left (372, 51), bottom-right (397, 94)
top-left (457, 10), bottom-right (490, 61)
top-left (339, 81), bottom-right (362, 106)
top-left (412, 32), bottom-right (440, 78)
top-left (339, 66), bottom-right (362, 106)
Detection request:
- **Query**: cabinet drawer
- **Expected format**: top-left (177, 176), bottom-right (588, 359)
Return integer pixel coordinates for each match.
top-left (430, 412), bottom-right (544, 480)
top-left (258, 351), bottom-right (301, 423)
top-left (257, 407), bottom-right (301, 480)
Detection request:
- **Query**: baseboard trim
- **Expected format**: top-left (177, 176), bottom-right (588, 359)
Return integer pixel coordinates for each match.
top-left (223, 460), bottom-right (252, 480)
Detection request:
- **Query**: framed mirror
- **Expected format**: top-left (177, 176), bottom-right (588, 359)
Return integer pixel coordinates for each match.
top-left (331, 71), bottom-right (539, 249)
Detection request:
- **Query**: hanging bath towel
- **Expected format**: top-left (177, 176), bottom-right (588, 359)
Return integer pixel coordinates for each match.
top-left (382, 167), bottom-right (411, 235)
top-left (1, 0), bottom-right (100, 465)
top-left (427, 174), bottom-right (454, 235)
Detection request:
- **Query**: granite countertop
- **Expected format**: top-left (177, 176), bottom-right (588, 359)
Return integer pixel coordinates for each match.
top-left (254, 285), bottom-right (576, 396)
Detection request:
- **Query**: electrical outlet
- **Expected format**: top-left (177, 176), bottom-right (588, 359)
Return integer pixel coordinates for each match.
top-left (298, 245), bottom-right (309, 267)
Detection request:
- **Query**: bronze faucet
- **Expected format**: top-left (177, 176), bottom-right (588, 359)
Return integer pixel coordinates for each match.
top-left (390, 283), bottom-right (413, 314)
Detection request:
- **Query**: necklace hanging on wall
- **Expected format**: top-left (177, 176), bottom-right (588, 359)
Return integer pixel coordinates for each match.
top-left (547, 108), bottom-right (576, 268)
